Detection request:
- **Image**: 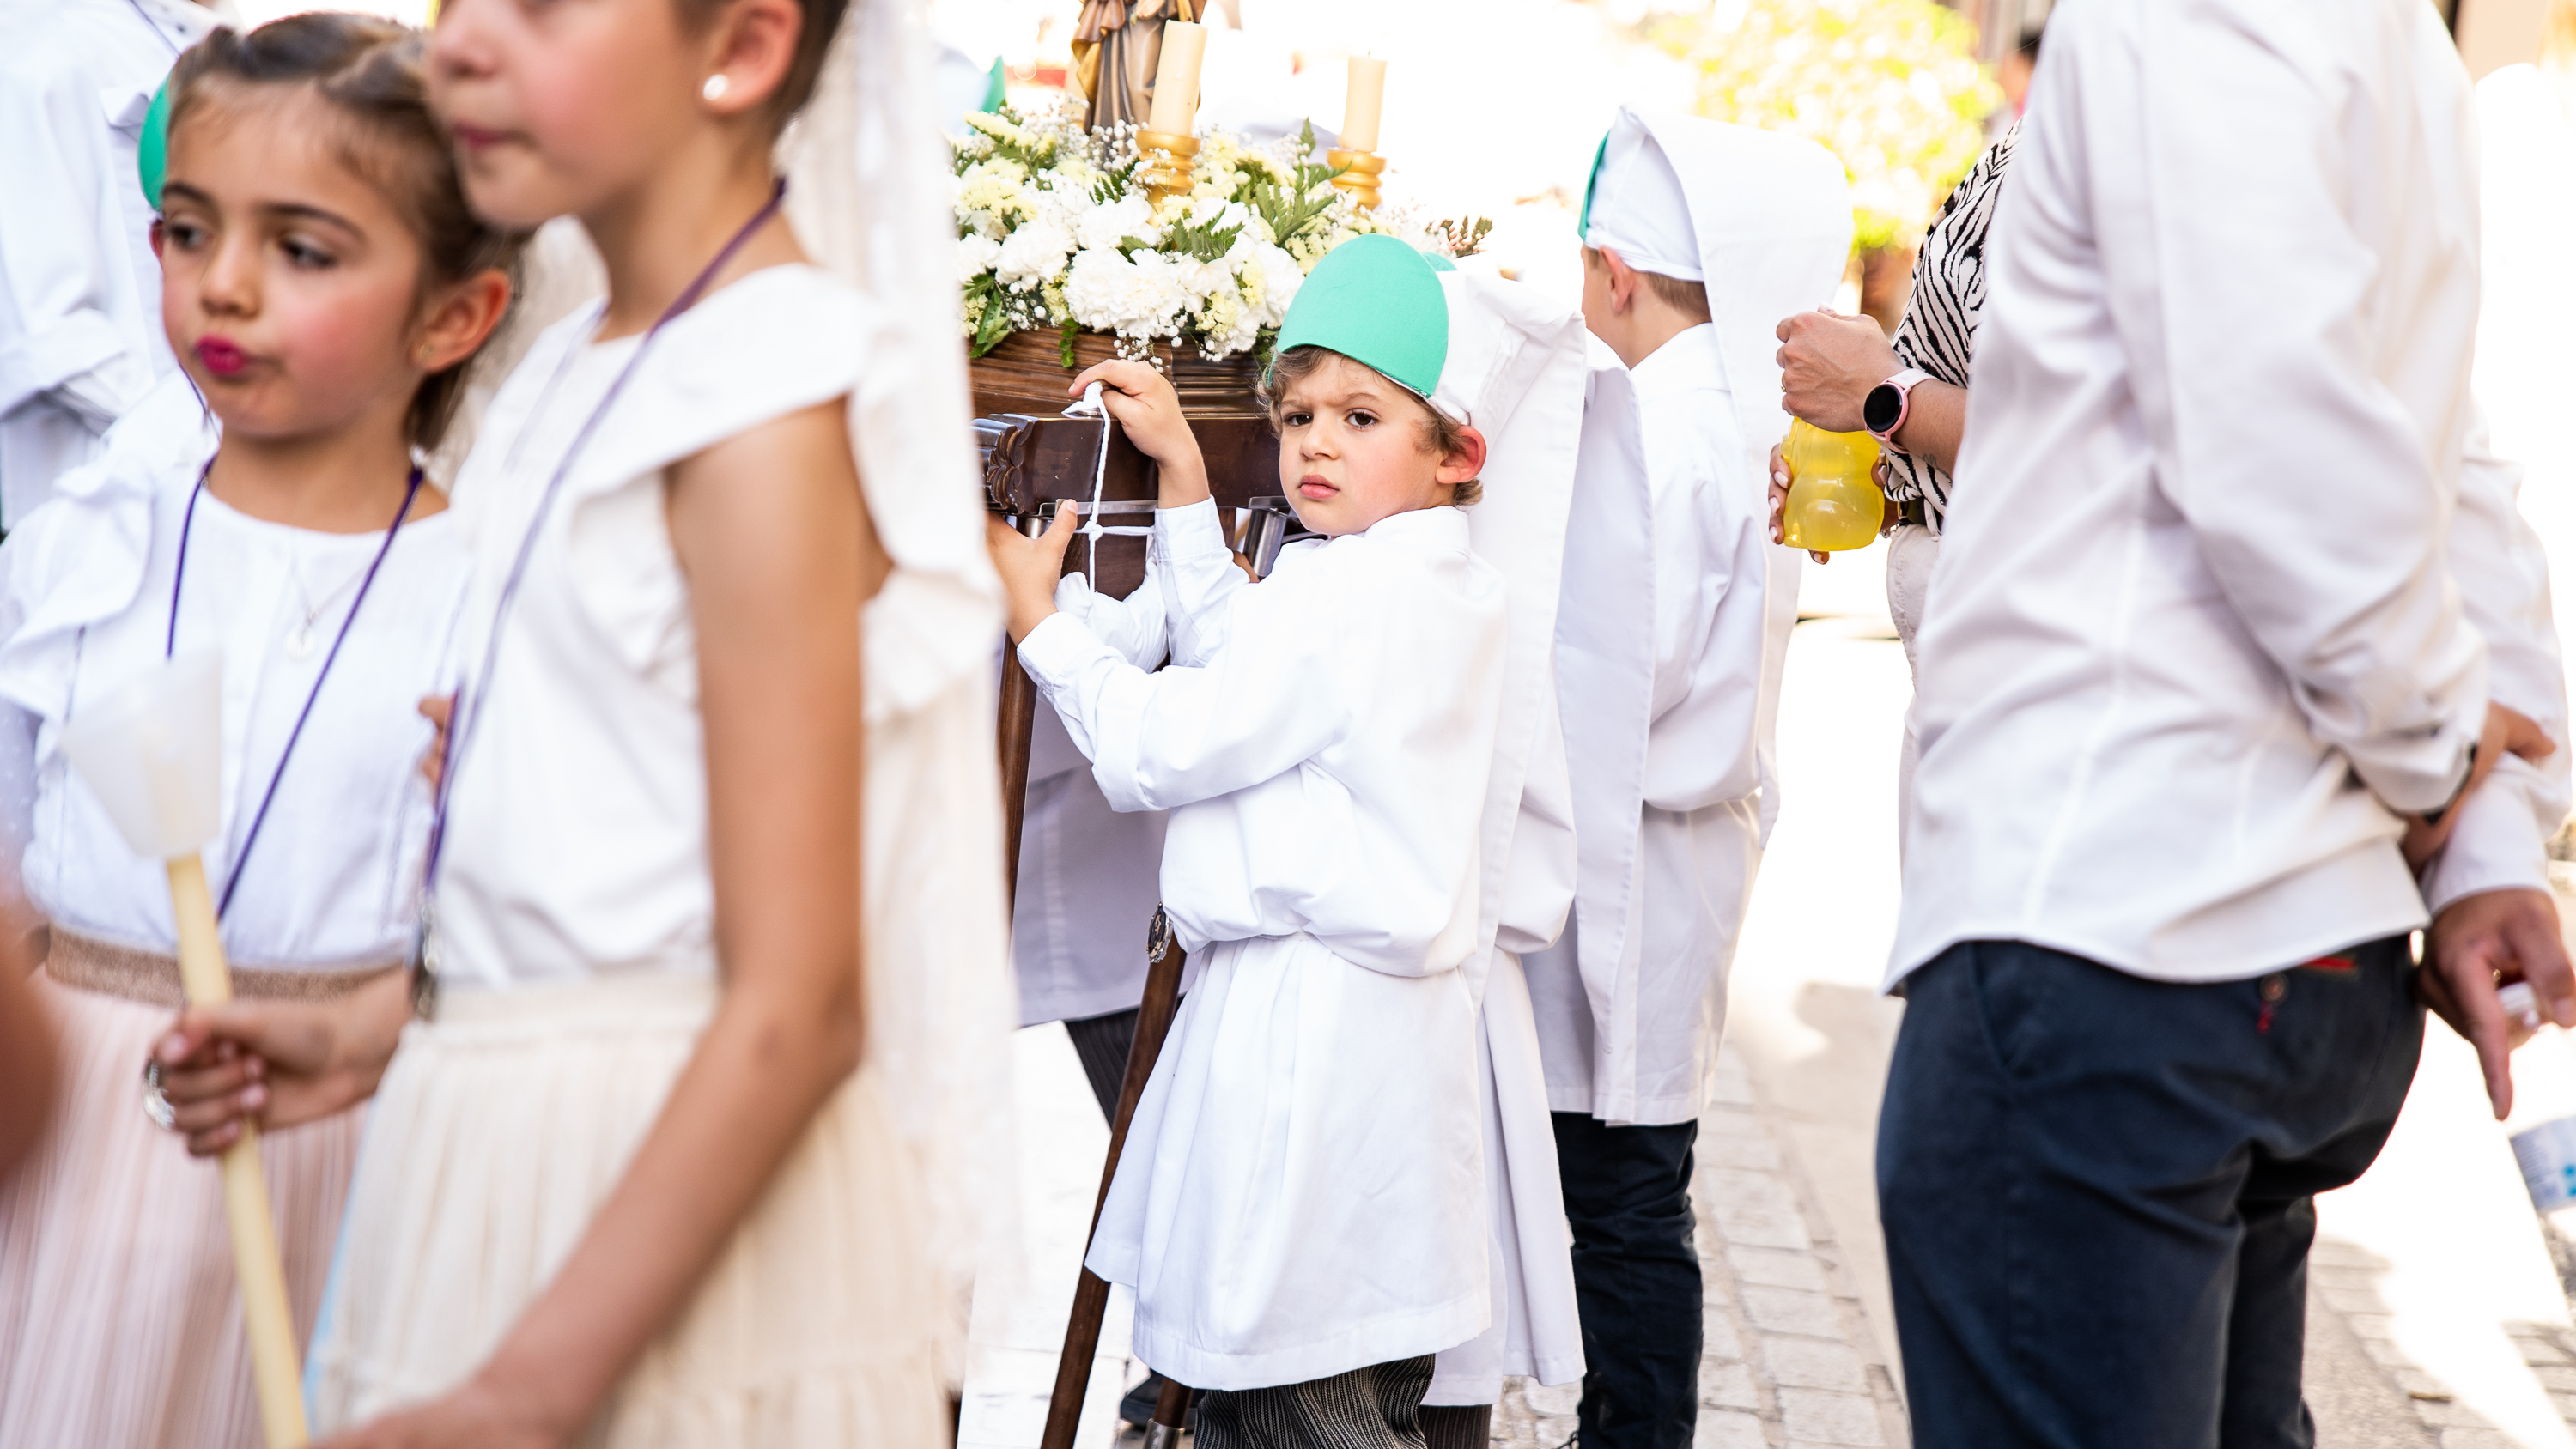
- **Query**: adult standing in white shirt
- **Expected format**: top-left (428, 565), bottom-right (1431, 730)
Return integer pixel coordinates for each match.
top-left (1883, 0), bottom-right (2576, 1441)
top-left (0, 0), bottom-right (218, 528)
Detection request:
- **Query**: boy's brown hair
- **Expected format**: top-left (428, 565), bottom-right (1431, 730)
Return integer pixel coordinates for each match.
top-left (1582, 246), bottom-right (1712, 324)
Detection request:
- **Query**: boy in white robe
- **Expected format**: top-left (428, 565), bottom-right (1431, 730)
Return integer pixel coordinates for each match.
top-left (987, 233), bottom-right (1586, 1449)
top-left (1522, 107), bottom-right (1848, 1449)
top-left (0, 0), bottom-right (216, 526)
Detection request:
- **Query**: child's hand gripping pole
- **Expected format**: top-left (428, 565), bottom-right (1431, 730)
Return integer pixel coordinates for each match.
top-left (61, 652), bottom-right (309, 1449)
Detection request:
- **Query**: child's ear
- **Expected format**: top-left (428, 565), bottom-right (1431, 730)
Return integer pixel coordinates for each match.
top-left (1437, 426), bottom-right (1488, 487)
top-left (415, 267), bottom-right (513, 375)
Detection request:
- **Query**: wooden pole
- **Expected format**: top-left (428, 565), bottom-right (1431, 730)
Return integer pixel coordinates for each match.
top-left (1036, 921), bottom-right (1192, 1449)
top-left (997, 657), bottom-right (1039, 919)
top-left (167, 854), bottom-right (308, 1449)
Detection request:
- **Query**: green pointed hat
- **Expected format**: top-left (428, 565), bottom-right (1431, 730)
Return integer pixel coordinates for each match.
top-left (1273, 233), bottom-right (1449, 398)
top-left (138, 79), bottom-right (173, 209)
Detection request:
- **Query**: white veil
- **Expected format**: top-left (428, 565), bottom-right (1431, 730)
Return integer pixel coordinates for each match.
top-left (779, 0), bottom-right (1019, 1385)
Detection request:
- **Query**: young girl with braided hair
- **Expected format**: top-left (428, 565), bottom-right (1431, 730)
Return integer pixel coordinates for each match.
top-left (0, 16), bottom-right (516, 1446)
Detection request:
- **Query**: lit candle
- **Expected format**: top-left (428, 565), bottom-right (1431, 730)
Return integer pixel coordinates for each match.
top-left (1147, 21), bottom-right (1207, 136)
top-left (1341, 54), bottom-right (1386, 152)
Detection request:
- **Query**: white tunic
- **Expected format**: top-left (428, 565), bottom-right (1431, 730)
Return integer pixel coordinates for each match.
top-left (1894, 0), bottom-right (2573, 986)
top-left (0, 378), bottom-right (467, 964)
top-left (1527, 329), bottom-right (1770, 1128)
top-left (0, 0), bottom-right (214, 528)
top-left (1020, 499), bottom-right (1506, 1389)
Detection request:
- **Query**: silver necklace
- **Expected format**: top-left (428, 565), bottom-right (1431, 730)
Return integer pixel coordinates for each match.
top-left (283, 544), bottom-right (372, 662)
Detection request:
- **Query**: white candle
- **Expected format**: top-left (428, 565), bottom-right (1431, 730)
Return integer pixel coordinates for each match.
top-left (1147, 21), bottom-right (1207, 135)
top-left (1341, 54), bottom-right (1386, 152)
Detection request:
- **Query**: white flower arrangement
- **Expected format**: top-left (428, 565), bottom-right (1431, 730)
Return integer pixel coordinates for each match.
top-left (953, 103), bottom-right (1473, 364)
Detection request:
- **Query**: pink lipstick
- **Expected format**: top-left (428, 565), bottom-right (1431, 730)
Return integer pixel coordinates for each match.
top-left (194, 337), bottom-right (248, 377)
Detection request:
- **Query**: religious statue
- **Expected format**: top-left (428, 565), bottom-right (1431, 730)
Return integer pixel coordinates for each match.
top-left (1072, 0), bottom-right (1198, 130)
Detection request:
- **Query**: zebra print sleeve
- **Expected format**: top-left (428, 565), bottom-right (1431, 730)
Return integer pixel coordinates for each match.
top-left (1882, 124), bottom-right (2018, 533)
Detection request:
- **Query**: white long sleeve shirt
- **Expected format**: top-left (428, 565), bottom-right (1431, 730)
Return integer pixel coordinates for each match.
top-left (1023, 498), bottom-right (1508, 978)
top-left (0, 0), bottom-right (215, 527)
top-left (1893, 0), bottom-right (2570, 986)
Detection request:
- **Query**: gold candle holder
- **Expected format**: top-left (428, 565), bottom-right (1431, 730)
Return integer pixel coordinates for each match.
top-left (1135, 130), bottom-right (1202, 210)
top-left (1327, 148), bottom-right (1387, 209)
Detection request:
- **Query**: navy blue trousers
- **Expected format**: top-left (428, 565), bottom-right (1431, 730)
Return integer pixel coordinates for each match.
top-left (1552, 1113), bottom-right (1702, 1449)
top-left (1879, 937), bottom-right (2422, 1449)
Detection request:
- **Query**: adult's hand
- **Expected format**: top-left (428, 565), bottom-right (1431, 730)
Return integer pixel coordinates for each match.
top-left (1777, 309), bottom-right (1900, 434)
top-left (2424, 887), bottom-right (2574, 1119)
top-left (2401, 701), bottom-right (2556, 869)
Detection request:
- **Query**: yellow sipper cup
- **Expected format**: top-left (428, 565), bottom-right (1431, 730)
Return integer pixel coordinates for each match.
top-left (1779, 419), bottom-right (1885, 553)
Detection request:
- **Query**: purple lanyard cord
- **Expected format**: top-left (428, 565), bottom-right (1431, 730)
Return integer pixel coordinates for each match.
top-left (167, 461), bottom-right (427, 919)
top-left (422, 178), bottom-right (787, 889)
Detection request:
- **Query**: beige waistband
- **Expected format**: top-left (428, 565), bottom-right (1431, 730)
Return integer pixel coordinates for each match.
top-left (43, 927), bottom-right (403, 1009)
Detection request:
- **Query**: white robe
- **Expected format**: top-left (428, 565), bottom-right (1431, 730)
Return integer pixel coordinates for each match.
top-left (1894, 0), bottom-right (2570, 986)
top-left (0, 0), bottom-right (215, 528)
top-left (1021, 499), bottom-right (1505, 1390)
top-left (1528, 330), bottom-right (1773, 1127)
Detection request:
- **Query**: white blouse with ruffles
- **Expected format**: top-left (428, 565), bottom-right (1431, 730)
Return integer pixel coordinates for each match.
top-left (0, 373), bottom-right (472, 967)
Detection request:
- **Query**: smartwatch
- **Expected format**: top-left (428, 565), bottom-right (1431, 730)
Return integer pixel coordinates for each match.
top-left (1863, 367), bottom-right (1934, 446)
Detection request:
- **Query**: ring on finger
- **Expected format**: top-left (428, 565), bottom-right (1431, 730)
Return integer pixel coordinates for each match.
top-left (140, 1059), bottom-right (176, 1131)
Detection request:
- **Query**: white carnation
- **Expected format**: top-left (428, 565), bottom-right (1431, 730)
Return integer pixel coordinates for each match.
top-left (1242, 242), bottom-right (1304, 327)
top-left (1076, 193), bottom-right (1157, 253)
top-left (957, 233), bottom-right (1003, 283)
top-left (994, 218), bottom-right (1075, 292)
top-left (1066, 246), bottom-right (1188, 335)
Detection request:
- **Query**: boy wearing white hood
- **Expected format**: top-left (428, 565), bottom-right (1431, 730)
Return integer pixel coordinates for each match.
top-left (1523, 107), bottom-right (1849, 1449)
top-left (989, 234), bottom-right (1588, 1449)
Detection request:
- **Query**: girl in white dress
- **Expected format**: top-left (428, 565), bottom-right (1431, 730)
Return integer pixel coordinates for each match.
top-left (0, 16), bottom-right (516, 1448)
top-left (155, 0), bottom-right (1018, 1442)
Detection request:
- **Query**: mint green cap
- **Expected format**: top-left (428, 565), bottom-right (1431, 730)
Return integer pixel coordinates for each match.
top-left (1421, 251), bottom-right (1457, 273)
top-left (1273, 233), bottom-right (1448, 397)
top-left (138, 79), bottom-right (172, 209)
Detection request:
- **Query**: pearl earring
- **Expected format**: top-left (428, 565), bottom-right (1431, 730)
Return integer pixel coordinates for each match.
top-left (702, 73), bottom-right (730, 102)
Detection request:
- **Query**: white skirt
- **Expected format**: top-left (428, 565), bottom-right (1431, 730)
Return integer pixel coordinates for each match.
top-left (0, 956), bottom-right (372, 1449)
top-left (307, 973), bottom-right (948, 1448)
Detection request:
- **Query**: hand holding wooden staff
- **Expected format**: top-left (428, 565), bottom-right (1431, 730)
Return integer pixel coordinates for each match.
top-left (62, 652), bottom-right (308, 1449)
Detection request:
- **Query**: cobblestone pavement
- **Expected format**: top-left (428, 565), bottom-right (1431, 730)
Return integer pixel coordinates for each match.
top-left (1492, 1044), bottom-right (1908, 1449)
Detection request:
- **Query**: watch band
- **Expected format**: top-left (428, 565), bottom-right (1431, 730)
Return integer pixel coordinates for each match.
top-left (1864, 367), bottom-right (1935, 445)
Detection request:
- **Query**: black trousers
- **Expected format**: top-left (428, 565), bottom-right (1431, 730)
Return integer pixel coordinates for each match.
top-left (1552, 1112), bottom-right (1703, 1449)
top-left (1879, 937), bottom-right (2422, 1449)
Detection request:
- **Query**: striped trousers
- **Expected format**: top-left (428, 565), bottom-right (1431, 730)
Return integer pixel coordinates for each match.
top-left (1194, 1355), bottom-right (1437, 1449)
